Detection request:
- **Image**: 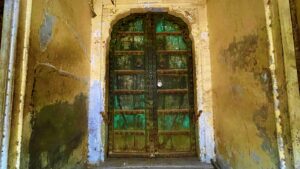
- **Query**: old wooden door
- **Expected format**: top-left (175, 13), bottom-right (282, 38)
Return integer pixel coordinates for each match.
top-left (108, 13), bottom-right (196, 157)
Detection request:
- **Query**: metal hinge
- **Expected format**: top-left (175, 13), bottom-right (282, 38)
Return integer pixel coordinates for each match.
top-left (100, 111), bottom-right (110, 124)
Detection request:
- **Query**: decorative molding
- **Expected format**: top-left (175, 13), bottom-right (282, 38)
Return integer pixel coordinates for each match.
top-left (170, 6), bottom-right (198, 24)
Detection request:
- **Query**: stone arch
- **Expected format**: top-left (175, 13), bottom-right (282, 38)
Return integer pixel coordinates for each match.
top-left (88, 3), bottom-right (215, 164)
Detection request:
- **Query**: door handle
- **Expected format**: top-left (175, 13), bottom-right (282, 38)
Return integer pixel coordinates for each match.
top-left (157, 79), bottom-right (163, 88)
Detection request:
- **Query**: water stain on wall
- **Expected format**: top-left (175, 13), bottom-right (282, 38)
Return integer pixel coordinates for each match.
top-left (222, 34), bottom-right (273, 101)
top-left (29, 94), bottom-right (87, 169)
top-left (209, 8), bottom-right (280, 164)
top-left (253, 106), bottom-right (279, 167)
top-left (222, 35), bottom-right (258, 72)
top-left (219, 34), bottom-right (278, 168)
top-left (223, 34), bottom-right (277, 163)
top-left (216, 154), bottom-right (232, 169)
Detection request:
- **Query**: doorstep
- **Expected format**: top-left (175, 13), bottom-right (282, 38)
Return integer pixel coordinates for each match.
top-left (94, 157), bottom-right (214, 169)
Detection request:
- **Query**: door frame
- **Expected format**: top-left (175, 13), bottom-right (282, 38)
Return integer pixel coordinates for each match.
top-left (88, 2), bottom-right (215, 164)
top-left (107, 13), bottom-right (197, 157)
top-left (0, 0), bottom-right (22, 168)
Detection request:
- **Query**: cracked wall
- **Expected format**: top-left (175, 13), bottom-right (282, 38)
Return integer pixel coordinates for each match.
top-left (207, 0), bottom-right (285, 168)
top-left (18, 0), bottom-right (92, 168)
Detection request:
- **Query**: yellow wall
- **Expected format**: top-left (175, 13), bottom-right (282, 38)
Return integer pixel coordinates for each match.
top-left (208, 0), bottom-right (283, 168)
top-left (3, 0), bottom-right (299, 168)
top-left (18, 0), bottom-right (91, 168)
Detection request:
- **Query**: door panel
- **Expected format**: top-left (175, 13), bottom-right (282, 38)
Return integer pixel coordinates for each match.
top-left (157, 94), bottom-right (189, 109)
top-left (108, 13), bottom-right (195, 157)
top-left (154, 15), bottom-right (195, 155)
top-left (115, 75), bottom-right (145, 90)
top-left (109, 15), bottom-right (147, 156)
top-left (158, 75), bottom-right (188, 89)
top-left (158, 55), bottom-right (188, 69)
top-left (156, 35), bottom-right (187, 50)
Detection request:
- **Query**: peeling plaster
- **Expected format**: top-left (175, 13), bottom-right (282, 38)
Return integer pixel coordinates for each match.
top-left (39, 12), bottom-right (55, 51)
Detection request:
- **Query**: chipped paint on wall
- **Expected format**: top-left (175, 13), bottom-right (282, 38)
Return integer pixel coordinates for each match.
top-left (39, 12), bottom-right (55, 51)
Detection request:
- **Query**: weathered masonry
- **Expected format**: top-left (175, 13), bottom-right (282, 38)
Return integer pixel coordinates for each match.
top-left (0, 0), bottom-right (300, 169)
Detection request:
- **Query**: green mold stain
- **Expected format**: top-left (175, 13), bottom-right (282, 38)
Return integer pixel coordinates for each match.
top-left (29, 94), bottom-right (87, 169)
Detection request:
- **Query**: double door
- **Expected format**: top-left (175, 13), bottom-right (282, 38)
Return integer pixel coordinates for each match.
top-left (108, 13), bottom-right (196, 157)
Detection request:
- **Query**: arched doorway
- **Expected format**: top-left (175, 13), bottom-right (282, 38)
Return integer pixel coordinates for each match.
top-left (108, 13), bottom-right (196, 158)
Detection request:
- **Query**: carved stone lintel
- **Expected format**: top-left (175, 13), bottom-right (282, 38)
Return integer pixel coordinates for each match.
top-left (170, 6), bottom-right (198, 24)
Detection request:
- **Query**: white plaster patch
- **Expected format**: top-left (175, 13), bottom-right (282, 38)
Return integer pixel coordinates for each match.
top-left (88, 80), bottom-right (104, 164)
top-left (93, 30), bottom-right (102, 38)
top-left (90, 54), bottom-right (97, 70)
top-left (199, 112), bottom-right (215, 163)
top-left (200, 32), bottom-right (209, 41)
top-left (197, 89), bottom-right (204, 111)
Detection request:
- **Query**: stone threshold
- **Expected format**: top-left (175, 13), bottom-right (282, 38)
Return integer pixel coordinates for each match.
top-left (94, 157), bottom-right (214, 169)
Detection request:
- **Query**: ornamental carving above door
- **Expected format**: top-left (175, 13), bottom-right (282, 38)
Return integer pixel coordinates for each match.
top-left (108, 13), bottom-right (196, 157)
